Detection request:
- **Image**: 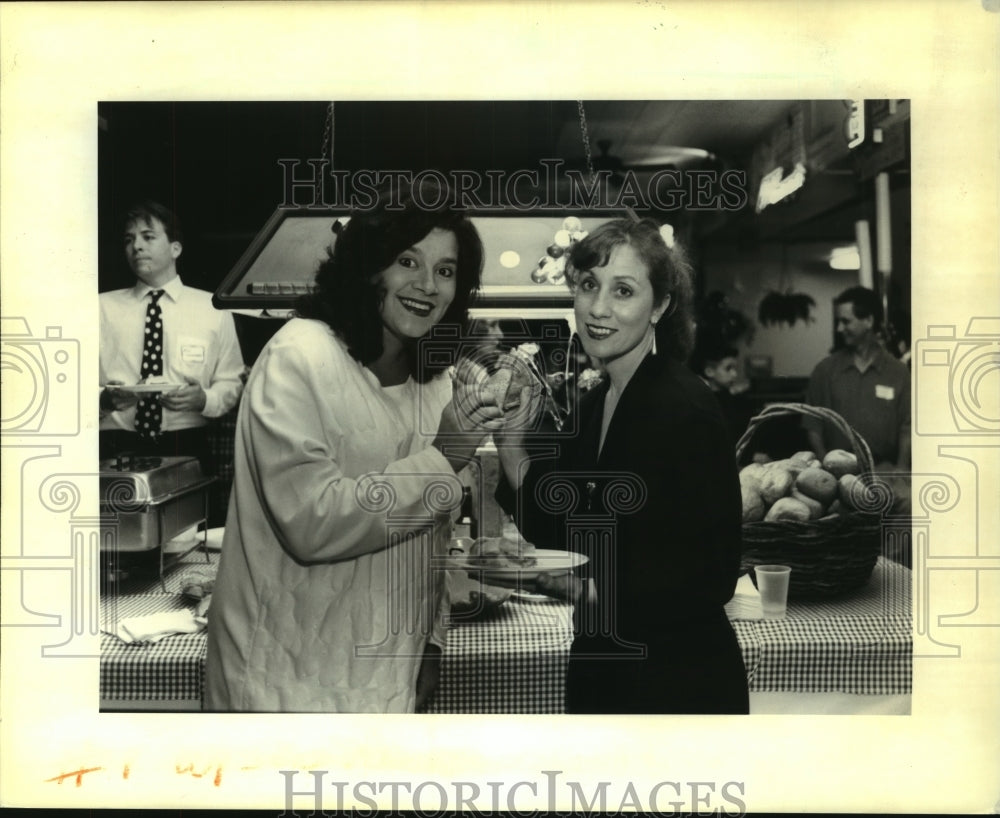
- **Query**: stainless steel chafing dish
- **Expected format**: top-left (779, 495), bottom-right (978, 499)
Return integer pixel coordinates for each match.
top-left (100, 454), bottom-right (216, 588)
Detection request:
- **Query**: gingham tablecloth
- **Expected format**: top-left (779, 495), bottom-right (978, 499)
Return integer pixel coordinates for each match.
top-left (99, 552), bottom-right (574, 711)
top-left (100, 551), bottom-right (216, 705)
top-left (425, 598), bottom-right (573, 714)
top-left (100, 553), bottom-right (911, 708)
top-left (725, 558), bottom-right (912, 696)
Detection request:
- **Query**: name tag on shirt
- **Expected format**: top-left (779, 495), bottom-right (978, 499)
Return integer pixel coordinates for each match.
top-left (180, 343), bottom-right (206, 364)
top-left (875, 384), bottom-right (895, 401)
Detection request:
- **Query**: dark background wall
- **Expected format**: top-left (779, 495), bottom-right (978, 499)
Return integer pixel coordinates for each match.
top-left (97, 101), bottom-right (580, 294)
top-left (98, 102), bottom-right (329, 293)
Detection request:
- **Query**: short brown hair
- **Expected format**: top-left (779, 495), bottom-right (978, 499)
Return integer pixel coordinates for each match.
top-left (565, 217), bottom-right (695, 361)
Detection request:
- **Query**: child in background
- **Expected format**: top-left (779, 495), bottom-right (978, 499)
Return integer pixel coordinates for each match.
top-left (690, 337), bottom-right (753, 445)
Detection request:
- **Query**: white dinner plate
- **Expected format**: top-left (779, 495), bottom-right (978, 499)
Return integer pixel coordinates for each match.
top-left (446, 548), bottom-right (587, 581)
top-left (102, 382), bottom-right (183, 394)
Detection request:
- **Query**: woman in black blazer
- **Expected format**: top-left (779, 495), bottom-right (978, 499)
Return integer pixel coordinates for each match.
top-left (495, 217), bottom-right (749, 714)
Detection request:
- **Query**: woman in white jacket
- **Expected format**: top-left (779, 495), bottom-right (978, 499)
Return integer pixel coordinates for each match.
top-left (205, 179), bottom-right (500, 712)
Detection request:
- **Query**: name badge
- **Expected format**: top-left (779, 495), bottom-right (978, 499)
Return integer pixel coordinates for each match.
top-left (180, 344), bottom-right (206, 364)
top-left (875, 384), bottom-right (895, 400)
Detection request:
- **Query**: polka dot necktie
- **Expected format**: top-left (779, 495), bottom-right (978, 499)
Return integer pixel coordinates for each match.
top-left (135, 289), bottom-right (165, 439)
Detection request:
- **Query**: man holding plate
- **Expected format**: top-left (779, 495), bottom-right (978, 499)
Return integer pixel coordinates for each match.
top-left (99, 200), bottom-right (244, 485)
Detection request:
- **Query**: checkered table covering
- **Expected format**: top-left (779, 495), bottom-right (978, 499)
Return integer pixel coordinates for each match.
top-left (100, 553), bottom-right (912, 708)
top-left (100, 552), bottom-right (217, 704)
top-left (726, 558), bottom-right (912, 695)
top-left (99, 553), bottom-right (574, 711)
top-left (425, 598), bottom-right (574, 714)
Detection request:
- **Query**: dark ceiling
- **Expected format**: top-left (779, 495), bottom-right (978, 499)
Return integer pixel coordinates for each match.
top-left (97, 100), bottom-right (903, 293)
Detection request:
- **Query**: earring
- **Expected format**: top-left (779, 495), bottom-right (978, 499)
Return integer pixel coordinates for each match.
top-left (651, 330), bottom-right (658, 356)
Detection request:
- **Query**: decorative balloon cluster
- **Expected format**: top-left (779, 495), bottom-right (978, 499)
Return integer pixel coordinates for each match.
top-left (531, 216), bottom-right (588, 285)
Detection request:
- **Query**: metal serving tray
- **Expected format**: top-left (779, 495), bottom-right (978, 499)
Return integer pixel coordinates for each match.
top-left (100, 454), bottom-right (216, 590)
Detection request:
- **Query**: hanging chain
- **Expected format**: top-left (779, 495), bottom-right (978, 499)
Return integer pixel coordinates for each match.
top-left (576, 100), bottom-right (595, 186)
top-left (321, 102), bottom-right (335, 174)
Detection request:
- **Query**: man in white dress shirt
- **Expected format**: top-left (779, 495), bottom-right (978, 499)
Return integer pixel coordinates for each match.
top-left (99, 201), bottom-right (244, 522)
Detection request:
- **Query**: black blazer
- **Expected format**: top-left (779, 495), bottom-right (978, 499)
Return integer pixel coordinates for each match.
top-left (497, 352), bottom-right (747, 713)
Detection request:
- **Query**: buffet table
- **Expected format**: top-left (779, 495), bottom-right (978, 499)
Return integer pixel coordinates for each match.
top-left (99, 551), bottom-right (911, 714)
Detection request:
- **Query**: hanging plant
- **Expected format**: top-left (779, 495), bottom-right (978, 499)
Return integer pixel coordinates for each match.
top-left (757, 290), bottom-right (816, 327)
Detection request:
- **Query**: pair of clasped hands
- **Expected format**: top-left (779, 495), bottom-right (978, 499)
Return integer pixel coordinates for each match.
top-left (102, 376), bottom-right (207, 413)
top-left (433, 354), bottom-right (544, 465)
top-left (434, 356), bottom-right (586, 605)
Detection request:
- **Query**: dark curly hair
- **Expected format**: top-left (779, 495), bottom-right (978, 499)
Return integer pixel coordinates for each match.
top-left (295, 176), bottom-right (484, 383)
top-left (564, 217), bottom-right (696, 362)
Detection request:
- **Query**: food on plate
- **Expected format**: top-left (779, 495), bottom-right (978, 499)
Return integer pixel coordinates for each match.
top-left (795, 467), bottom-right (839, 506)
top-left (134, 375), bottom-right (180, 392)
top-left (764, 496), bottom-right (812, 522)
top-left (468, 536), bottom-right (538, 570)
top-left (822, 449), bottom-right (860, 478)
top-left (144, 375), bottom-right (177, 387)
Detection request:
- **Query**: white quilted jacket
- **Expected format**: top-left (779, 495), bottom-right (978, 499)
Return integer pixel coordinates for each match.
top-left (204, 318), bottom-right (458, 712)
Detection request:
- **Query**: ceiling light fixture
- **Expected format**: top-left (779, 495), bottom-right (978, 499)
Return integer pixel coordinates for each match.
top-left (829, 245), bottom-right (861, 271)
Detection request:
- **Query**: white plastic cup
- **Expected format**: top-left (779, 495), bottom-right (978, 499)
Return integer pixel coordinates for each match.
top-left (755, 564), bottom-right (792, 619)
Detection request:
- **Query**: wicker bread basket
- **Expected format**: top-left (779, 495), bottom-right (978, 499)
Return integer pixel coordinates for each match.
top-left (735, 403), bottom-right (884, 599)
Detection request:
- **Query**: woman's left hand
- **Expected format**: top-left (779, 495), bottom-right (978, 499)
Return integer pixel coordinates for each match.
top-left (415, 642), bottom-right (443, 712)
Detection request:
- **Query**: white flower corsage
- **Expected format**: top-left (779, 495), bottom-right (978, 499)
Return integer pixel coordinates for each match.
top-left (578, 368), bottom-right (605, 392)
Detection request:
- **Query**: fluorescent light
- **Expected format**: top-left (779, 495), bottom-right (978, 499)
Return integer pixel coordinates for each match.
top-left (829, 245), bottom-right (861, 271)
